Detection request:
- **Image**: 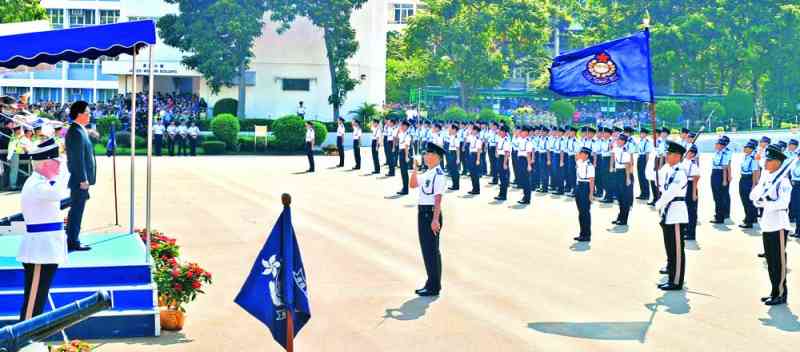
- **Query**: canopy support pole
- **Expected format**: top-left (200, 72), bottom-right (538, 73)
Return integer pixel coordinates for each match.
top-left (129, 48), bottom-right (137, 235)
top-left (145, 46), bottom-right (154, 264)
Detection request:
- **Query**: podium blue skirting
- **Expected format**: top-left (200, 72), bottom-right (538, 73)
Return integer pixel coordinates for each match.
top-left (0, 233), bottom-right (159, 339)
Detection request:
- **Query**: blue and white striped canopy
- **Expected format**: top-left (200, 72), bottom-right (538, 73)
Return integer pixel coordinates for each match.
top-left (0, 20), bottom-right (156, 69)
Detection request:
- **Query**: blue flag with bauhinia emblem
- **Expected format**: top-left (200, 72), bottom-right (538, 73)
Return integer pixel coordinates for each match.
top-left (235, 204), bottom-right (311, 349)
top-left (549, 28), bottom-right (654, 102)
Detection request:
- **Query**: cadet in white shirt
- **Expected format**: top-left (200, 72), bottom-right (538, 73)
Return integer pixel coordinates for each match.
top-left (636, 128), bottom-right (653, 201)
top-left (750, 144), bottom-right (792, 306)
top-left (351, 120), bottom-right (362, 170)
top-left (176, 122), bottom-right (188, 156)
top-left (612, 133), bottom-right (634, 226)
top-left (153, 118), bottom-right (165, 156)
top-left (467, 125), bottom-right (482, 195)
top-left (683, 145), bottom-right (701, 240)
top-left (304, 121), bottom-right (315, 173)
top-left (166, 121), bottom-right (177, 156)
top-left (188, 122), bottom-right (200, 156)
top-left (370, 119), bottom-right (381, 174)
top-left (495, 126), bottom-right (512, 201)
top-left (574, 147), bottom-right (595, 242)
top-left (397, 121), bottom-right (412, 195)
top-left (517, 126), bottom-right (533, 205)
top-left (410, 143), bottom-right (447, 297)
top-left (654, 141), bottom-right (689, 291)
top-left (336, 118), bottom-right (346, 168)
top-left (17, 138), bottom-right (67, 323)
top-left (447, 125), bottom-right (461, 191)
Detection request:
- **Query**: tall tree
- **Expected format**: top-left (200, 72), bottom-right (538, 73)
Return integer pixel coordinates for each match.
top-left (0, 0), bottom-right (47, 24)
top-left (266, 0), bottom-right (367, 120)
top-left (404, 0), bottom-right (553, 109)
top-left (158, 0), bottom-right (265, 118)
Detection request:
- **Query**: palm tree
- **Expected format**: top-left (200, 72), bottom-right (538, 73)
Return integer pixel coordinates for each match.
top-left (349, 102), bottom-right (378, 127)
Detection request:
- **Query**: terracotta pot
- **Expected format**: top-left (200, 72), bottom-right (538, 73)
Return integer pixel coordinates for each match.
top-left (160, 309), bottom-right (185, 331)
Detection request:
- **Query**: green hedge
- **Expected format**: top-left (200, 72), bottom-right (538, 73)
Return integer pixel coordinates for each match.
top-left (213, 98), bottom-right (238, 117)
top-left (237, 135), bottom-right (277, 152)
top-left (115, 131), bottom-right (146, 148)
top-left (96, 116), bottom-right (121, 137)
top-left (201, 141), bottom-right (226, 155)
top-left (210, 114), bottom-right (240, 150)
top-left (239, 118), bottom-right (272, 132)
top-left (310, 121), bottom-right (327, 146)
top-left (271, 115), bottom-right (306, 151)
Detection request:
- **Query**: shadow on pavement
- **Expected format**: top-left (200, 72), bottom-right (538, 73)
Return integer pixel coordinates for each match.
top-left (759, 305), bottom-right (800, 332)
top-left (382, 296), bottom-right (439, 321)
top-left (570, 242), bottom-right (591, 252)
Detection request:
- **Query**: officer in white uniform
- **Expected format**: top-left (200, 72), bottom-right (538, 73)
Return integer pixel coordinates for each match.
top-left (351, 120), bottom-right (362, 170)
top-left (574, 146), bottom-right (595, 242)
top-left (336, 118), bottom-right (346, 168)
top-left (17, 138), bottom-right (68, 325)
top-left (153, 118), bottom-right (165, 156)
top-left (188, 122), bottom-right (200, 156)
top-left (166, 121), bottom-right (177, 156)
top-left (304, 121), bottom-right (315, 173)
top-left (397, 121), bottom-right (412, 195)
top-left (410, 142), bottom-right (447, 297)
top-left (370, 119), bottom-right (382, 175)
top-left (613, 133), bottom-right (634, 226)
top-left (750, 144), bottom-right (792, 306)
top-left (654, 141), bottom-right (689, 291)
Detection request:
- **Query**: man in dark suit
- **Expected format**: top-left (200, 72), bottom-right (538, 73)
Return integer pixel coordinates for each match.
top-left (65, 101), bottom-right (96, 252)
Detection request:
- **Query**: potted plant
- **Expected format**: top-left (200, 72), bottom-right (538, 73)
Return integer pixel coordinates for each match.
top-left (154, 261), bottom-right (213, 331)
top-left (53, 340), bottom-right (92, 352)
top-left (137, 228), bottom-right (181, 307)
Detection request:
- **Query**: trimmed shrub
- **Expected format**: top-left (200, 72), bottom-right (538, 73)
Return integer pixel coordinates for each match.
top-left (271, 115), bottom-right (306, 151)
top-left (213, 98), bottom-right (238, 117)
top-left (310, 121), bottom-right (327, 146)
top-left (478, 108), bottom-right (499, 122)
top-left (114, 131), bottom-right (146, 148)
top-left (96, 116), bottom-right (122, 137)
top-left (655, 101), bottom-right (683, 127)
top-left (196, 118), bottom-right (211, 131)
top-left (201, 141), bottom-right (226, 155)
top-left (550, 99), bottom-right (576, 124)
top-left (210, 113), bottom-right (240, 150)
top-left (441, 106), bottom-right (468, 122)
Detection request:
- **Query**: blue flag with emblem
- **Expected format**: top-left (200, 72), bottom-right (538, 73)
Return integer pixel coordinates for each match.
top-left (235, 201), bottom-right (311, 350)
top-left (549, 28), bottom-right (654, 102)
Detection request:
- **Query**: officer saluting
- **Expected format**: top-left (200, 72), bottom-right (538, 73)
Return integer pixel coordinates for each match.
top-left (17, 138), bottom-right (68, 325)
top-left (654, 141), bottom-right (689, 291)
top-left (410, 142), bottom-right (447, 297)
top-left (750, 144), bottom-right (792, 306)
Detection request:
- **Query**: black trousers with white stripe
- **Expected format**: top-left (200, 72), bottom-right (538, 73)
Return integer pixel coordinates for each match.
top-left (660, 222), bottom-right (686, 287)
top-left (20, 263), bottom-right (58, 322)
top-left (763, 230), bottom-right (789, 299)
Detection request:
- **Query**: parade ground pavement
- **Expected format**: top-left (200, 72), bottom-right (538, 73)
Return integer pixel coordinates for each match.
top-left (1, 152), bottom-right (798, 351)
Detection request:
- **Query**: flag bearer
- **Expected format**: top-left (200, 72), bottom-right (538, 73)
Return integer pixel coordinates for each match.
top-left (654, 141), bottom-right (689, 291)
top-left (750, 144), bottom-right (792, 306)
top-left (739, 139), bottom-right (760, 229)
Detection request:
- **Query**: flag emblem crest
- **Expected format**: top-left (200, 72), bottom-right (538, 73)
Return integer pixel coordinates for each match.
top-left (583, 52), bottom-right (619, 85)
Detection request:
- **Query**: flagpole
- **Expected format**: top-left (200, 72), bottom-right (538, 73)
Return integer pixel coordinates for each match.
top-left (112, 126), bottom-right (119, 226)
top-left (281, 193), bottom-right (295, 352)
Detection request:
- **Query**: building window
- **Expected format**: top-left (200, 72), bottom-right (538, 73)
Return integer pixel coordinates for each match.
top-left (69, 9), bottom-right (95, 28)
top-left (46, 9), bottom-right (64, 29)
top-left (33, 87), bottom-right (62, 103)
top-left (282, 79), bottom-right (310, 91)
top-left (128, 16), bottom-right (157, 22)
top-left (393, 4), bottom-right (414, 24)
top-left (97, 89), bottom-right (118, 103)
top-left (65, 88), bottom-right (93, 103)
top-left (99, 10), bottom-right (120, 25)
top-left (2, 87), bottom-right (30, 99)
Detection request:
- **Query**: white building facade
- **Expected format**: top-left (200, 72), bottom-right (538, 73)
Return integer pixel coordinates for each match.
top-left (0, 0), bottom-right (389, 122)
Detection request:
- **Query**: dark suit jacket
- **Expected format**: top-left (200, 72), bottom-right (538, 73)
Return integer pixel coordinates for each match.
top-left (65, 123), bottom-right (96, 189)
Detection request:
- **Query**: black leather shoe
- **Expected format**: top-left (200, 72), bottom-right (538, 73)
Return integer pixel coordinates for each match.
top-left (761, 296), bottom-right (772, 303)
top-left (758, 253), bottom-right (766, 258)
top-left (738, 223), bottom-right (753, 229)
top-left (647, 202), bottom-right (656, 206)
top-left (468, 191), bottom-right (480, 195)
top-left (494, 196), bottom-right (507, 201)
top-left (68, 245), bottom-right (91, 252)
top-left (488, 182), bottom-right (499, 185)
top-left (658, 283), bottom-right (683, 291)
top-left (517, 200), bottom-right (530, 205)
top-left (573, 236), bottom-right (590, 242)
top-left (396, 191), bottom-right (409, 195)
top-left (765, 296), bottom-right (787, 306)
top-left (371, 171), bottom-right (380, 174)
top-left (659, 268), bottom-right (668, 275)
top-left (612, 220), bottom-right (620, 225)
top-left (416, 288), bottom-right (440, 297)
top-left (710, 219), bottom-right (724, 224)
